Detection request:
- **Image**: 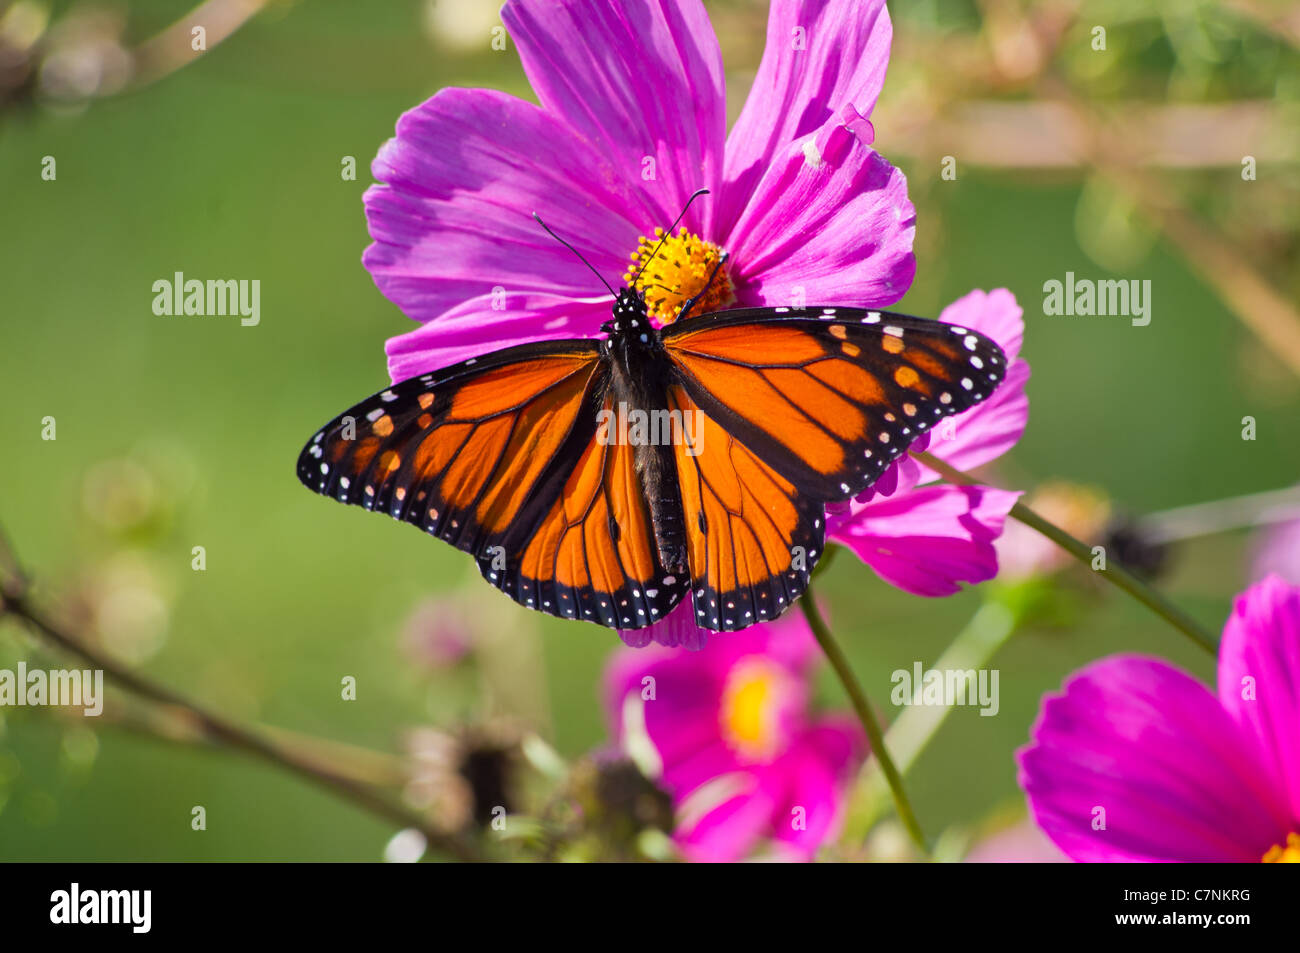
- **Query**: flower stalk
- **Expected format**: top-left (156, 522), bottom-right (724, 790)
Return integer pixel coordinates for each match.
top-left (800, 583), bottom-right (928, 853)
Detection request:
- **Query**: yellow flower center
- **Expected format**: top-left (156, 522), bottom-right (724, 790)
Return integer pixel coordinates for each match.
top-left (719, 658), bottom-right (791, 761)
top-left (624, 227), bottom-right (734, 324)
top-left (1263, 832), bottom-right (1300, 862)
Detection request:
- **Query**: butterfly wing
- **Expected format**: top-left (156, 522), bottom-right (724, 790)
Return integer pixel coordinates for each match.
top-left (663, 307), bottom-right (1007, 500)
top-left (511, 397), bottom-right (688, 628)
top-left (660, 306), bottom-right (1007, 631)
top-left (666, 383), bottom-right (827, 631)
top-left (296, 341), bottom-right (685, 628)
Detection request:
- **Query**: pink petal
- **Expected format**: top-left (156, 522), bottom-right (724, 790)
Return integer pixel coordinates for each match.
top-left (829, 484), bottom-right (1021, 596)
top-left (770, 717), bottom-right (866, 860)
top-left (1217, 575), bottom-right (1300, 823)
top-left (676, 779), bottom-right (777, 863)
top-left (605, 646), bottom-right (728, 773)
top-left (363, 88), bottom-right (644, 327)
top-left (912, 289), bottom-right (1029, 480)
top-left (721, 0), bottom-right (893, 235)
top-left (939, 288), bottom-right (1024, 362)
top-left (914, 360), bottom-right (1030, 482)
top-left (723, 112), bottom-right (914, 308)
top-left (503, 0), bottom-right (725, 234)
top-left (1019, 655), bottom-right (1290, 862)
top-left (617, 598), bottom-right (712, 651)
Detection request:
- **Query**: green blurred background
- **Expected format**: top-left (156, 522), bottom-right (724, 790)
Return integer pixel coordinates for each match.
top-left (1, 0), bottom-right (1297, 860)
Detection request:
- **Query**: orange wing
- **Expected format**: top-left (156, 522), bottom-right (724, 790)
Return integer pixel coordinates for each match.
top-left (514, 393), bottom-right (687, 628)
top-left (661, 307), bottom-right (1007, 630)
top-left (663, 307), bottom-right (1007, 501)
top-left (667, 385), bottom-right (826, 631)
top-left (297, 342), bottom-right (685, 628)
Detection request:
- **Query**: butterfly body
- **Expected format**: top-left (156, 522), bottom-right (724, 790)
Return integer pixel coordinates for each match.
top-left (600, 288), bottom-right (691, 576)
top-left (299, 292), bottom-right (1008, 632)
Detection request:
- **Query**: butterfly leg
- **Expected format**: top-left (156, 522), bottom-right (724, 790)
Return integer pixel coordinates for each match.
top-left (675, 251), bottom-right (730, 323)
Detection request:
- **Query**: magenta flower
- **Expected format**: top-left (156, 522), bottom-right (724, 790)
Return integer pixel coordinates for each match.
top-left (363, 0), bottom-right (913, 381)
top-left (826, 288), bottom-right (1029, 596)
top-left (604, 613), bottom-right (866, 862)
top-left (1018, 575), bottom-right (1300, 863)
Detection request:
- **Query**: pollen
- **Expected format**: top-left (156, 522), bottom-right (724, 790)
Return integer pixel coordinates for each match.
top-left (1263, 832), bottom-right (1300, 862)
top-left (718, 658), bottom-right (796, 762)
top-left (624, 226), bottom-right (734, 324)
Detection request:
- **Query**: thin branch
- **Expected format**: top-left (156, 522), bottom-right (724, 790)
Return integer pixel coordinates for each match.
top-left (0, 531), bottom-right (483, 862)
top-left (913, 453), bottom-right (1218, 655)
top-left (1139, 484), bottom-right (1300, 545)
top-left (131, 0), bottom-right (271, 89)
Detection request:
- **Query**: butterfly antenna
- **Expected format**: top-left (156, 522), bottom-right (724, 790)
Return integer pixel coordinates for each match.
top-left (631, 187), bottom-right (711, 289)
top-left (532, 212), bottom-right (617, 297)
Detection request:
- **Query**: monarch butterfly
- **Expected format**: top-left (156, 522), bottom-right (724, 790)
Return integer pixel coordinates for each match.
top-left (297, 201), bottom-right (1007, 633)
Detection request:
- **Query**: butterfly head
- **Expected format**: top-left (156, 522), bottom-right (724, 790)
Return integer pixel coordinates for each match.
top-left (600, 287), bottom-right (651, 337)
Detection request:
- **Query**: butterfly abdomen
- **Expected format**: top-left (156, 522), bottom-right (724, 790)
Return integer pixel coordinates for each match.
top-left (605, 335), bottom-right (690, 576)
top-left (644, 456), bottom-right (689, 575)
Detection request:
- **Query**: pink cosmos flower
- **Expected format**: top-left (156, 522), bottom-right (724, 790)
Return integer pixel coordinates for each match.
top-left (363, 0), bottom-right (1028, 649)
top-left (604, 612), bottom-right (866, 862)
top-left (399, 597), bottom-right (474, 669)
top-left (363, 0), bottom-right (912, 380)
top-left (1018, 575), bottom-right (1300, 863)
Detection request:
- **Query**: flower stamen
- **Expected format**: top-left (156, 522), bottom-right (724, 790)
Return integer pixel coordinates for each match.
top-left (719, 657), bottom-right (797, 762)
top-left (624, 226), bottom-right (734, 324)
top-left (1263, 832), bottom-right (1300, 862)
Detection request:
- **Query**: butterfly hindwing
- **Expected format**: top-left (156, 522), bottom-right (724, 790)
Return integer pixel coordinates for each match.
top-left (667, 385), bottom-right (824, 632)
top-left (662, 307), bottom-right (1007, 501)
top-left (512, 399), bottom-right (688, 628)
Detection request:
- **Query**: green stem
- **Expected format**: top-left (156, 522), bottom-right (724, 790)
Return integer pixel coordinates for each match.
top-left (800, 584), bottom-right (928, 853)
top-left (913, 452), bottom-right (1217, 656)
top-left (846, 601), bottom-right (1017, 841)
